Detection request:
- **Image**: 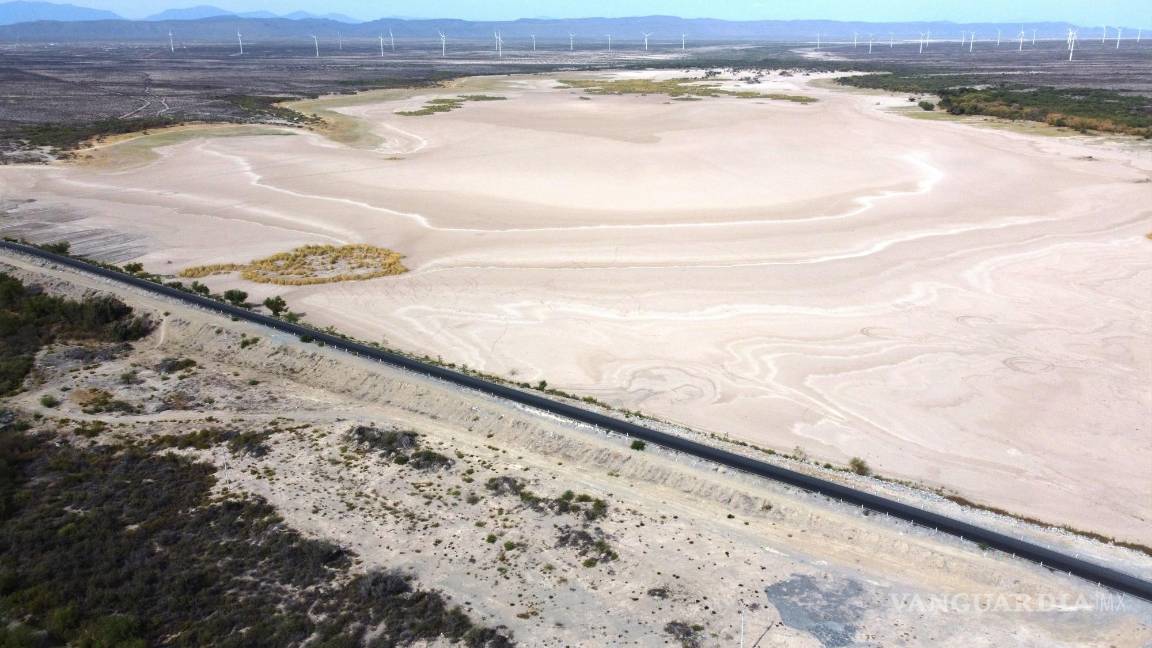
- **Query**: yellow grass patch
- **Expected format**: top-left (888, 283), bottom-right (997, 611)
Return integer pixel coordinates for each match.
top-left (179, 244), bottom-right (407, 286)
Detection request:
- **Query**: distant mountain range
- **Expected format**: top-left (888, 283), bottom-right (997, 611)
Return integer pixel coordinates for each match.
top-left (0, 1), bottom-right (362, 25)
top-left (0, 2), bottom-right (1106, 43)
top-left (0, 0), bottom-right (118, 24)
top-left (144, 5), bottom-right (360, 23)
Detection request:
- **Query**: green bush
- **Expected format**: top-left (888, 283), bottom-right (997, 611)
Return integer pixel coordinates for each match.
top-left (918, 100), bottom-right (935, 111)
top-left (0, 425), bottom-right (509, 647)
top-left (630, 440), bottom-right (647, 451)
top-left (0, 273), bottom-right (151, 395)
top-left (38, 394), bottom-right (60, 408)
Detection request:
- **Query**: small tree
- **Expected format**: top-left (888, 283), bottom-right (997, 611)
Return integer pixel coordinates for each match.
top-left (263, 295), bottom-right (287, 316)
top-left (630, 440), bottom-right (647, 451)
top-left (190, 281), bottom-right (210, 295)
top-left (284, 312), bottom-right (301, 324)
top-left (122, 262), bottom-right (144, 274)
top-left (918, 100), bottom-right (935, 112)
top-left (42, 241), bottom-right (70, 254)
top-left (222, 289), bottom-right (248, 306)
top-left (849, 457), bottom-right (871, 476)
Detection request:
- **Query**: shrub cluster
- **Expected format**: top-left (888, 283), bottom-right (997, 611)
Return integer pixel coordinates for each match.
top-left (0, 425), bottom-right (511, 647)
top-left (0, 273), bottom-right (152, 395)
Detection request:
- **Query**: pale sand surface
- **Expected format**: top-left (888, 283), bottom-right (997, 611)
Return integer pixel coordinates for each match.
top-left (1, 70), bottom-right (1149, 542)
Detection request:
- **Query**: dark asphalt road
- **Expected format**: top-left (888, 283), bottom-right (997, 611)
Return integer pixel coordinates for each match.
top-left (3, 240), bottom-right (1150, 603)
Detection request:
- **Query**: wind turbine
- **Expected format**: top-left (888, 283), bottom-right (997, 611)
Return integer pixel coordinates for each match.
top-left (996, 29), bottom-right (1001, 46)
top-left (168, 30), bottom-right (174, 53)
top-left (1031, 29), bottom-right (1036, 45)
top-left (918, 32), bottom-right (925, 54)
top-left (889, 32), bottom-right (894, 47)
top-left (497, 31), bottom-right (504, 56)
top-left (1117, 27), bottom-right (1123, 48)
top-left (236, 30), bottom-right (243, 55)
top-left (681, 33), bottom-right (686, 50)
top-left (1137, 28), bottom-right (1142, 44)
top-left (311, 34), bottom-right (319, 58)
top-left (389, 28), bottom-right (395, 52)
top-left (642, 32), bottom-right (652, 51)
top-left (438, 30), bottom-right (446, 57)
top-left (925, 29), bottom-right (930, 49)
top-left (568, 32), bottom-right (575, 51)
top-left (960, 31), bottom-right (965, 49)
top-left (853, 31), bottom-right (858, 48)
top-left (1101, 26), bottom-right (1107, 44)
top-left (607, 34), bottom-right (612, 52)
top-left (337, 32), bottom-right (343, 51)
top-left (816, 33), bottom-right (821, 50)
top-left (1068, 29), bottom-right (1077, 61)
top-left (868, 34), bottom-right (873, 53)
top-left (531, 34), bottom-right (536, 51)
top-left (1018, 29), bottom-right (1025, 51)
top-left (379, 35), bottom-right (385, 57)
top-left (493, 30), bottom-right (501, 56)
top-left (969, 31), bottom-right (975, 52)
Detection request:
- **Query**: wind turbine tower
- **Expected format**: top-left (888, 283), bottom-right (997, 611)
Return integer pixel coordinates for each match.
top-left (311, 34), bottom-right (318, 58)
top-left (889, 32), bottom-right (894, 47)
top-left (1069, 29), bottom-right (1077, 61)
top-left (569, 32), bottom-right (575, 51)
top-left (607, 34), bottom-right (612, 52)
top-left (996, 29), bottom-right (1001, 46)
top-left (236, 31), bottom-right (243, 55)
top-left (969, 31), bottom-right (975, 52)
top-left (438, 30), bottom-right (446, 57)
top-left (389, 28), bottom-right (395, 52)
top-left (816, 33), bottom-right (820, 50)
top-left (1101, 26), bottom-right (1107, 44)
top-left (681, 33), bottom-right (686, 50)
top-left (1032, 29), bottom-right (1036, 45)
top-left (868, 34), bottom-right (873, 53)
top-left (853, 31), bottom-right (858, 48)
top-left (531, 34), bottom-right (536, 51)
top-left (379, 35), bottom-right (384, 57)
top-left (168, 30), bottom-right (174, 53)
top-left (1018, 29), bottom-right (1024, 51)
top-left (642, 32), bottom-right (652, 51)
top-left (1117, 27), bottom-right (1123, 48)
top-left (918, 33), bottom-right (924, 54)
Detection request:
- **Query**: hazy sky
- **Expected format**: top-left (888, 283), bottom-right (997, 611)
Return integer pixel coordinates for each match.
top-left (81, 0), bottom-right (1150, 25)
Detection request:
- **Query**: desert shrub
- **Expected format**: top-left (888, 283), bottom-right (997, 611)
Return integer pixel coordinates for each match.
top-left (222, 289), bottom-right (248, 306)
top-left (0, 274), bottom-right (151, 395)
top-left (263, 295), bottom-right (287, 316)
top-left (918, 100), bottom-right (935, 111)
top-left (0, 426), bottom-right (509, 647)
top-left (664, 621), bottom-right (703, 648)
top-left (38, 394), bottom-right (59, 408)
top-left (40, 241), bottom-right (70, 254)
top-left (155, 357), bottom-right (196, 374)
top-left (630, 440), bottom-right (647, 451)
top-left (849, 457), bottom-right (871, 476)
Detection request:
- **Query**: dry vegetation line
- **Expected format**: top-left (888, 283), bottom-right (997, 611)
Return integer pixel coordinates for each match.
top-left (180, 244), bottom-right (407, 285)
top-left (4, 242), bottom-right (1151, 604)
